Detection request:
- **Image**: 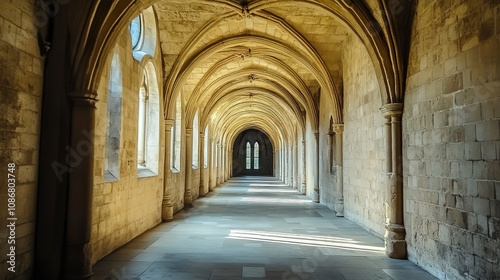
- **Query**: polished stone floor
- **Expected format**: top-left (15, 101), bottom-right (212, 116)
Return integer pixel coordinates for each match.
top-left (92, 177), bottom-right (436, 280)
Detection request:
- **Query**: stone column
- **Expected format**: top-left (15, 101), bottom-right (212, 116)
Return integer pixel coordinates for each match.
top-left (381, 103), bottom-right (406, 259)
top-left (289, 145), bottom-right (294, 187)
top-left (332, 124), bottom-right (344, 217)
top-left (216, 142), bottom-right (221, 186)
top-left (301, 140), bottom-right (306, 194)
top-left (199, 132), bottom-right (206, 197)
top-left (64, 91), bottom-right (97, 280)
top-left (162, 120), bottom-right (175, 221)
top-left (184, 128), bottom-right (193, 206)
top-left (209, 139), bottom-right (215, 191)
top-left (292, 142), bottom-right (297, 189)
top-left (313, 131), bottom-right (320, 203)
top-left (224, 145), bottom-right (227, 181)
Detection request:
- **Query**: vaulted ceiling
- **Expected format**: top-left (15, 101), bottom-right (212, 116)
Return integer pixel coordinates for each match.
top-left (156, 0), bottom-right (356, 145)
top-left (73, 0), bottom-right (414, 147)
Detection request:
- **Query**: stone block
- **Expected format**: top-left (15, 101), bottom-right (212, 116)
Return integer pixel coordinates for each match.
top-left (477, 181), bottom-right (495, 199)
top-left (438, 223), bottom-right (451, 245)
top-left (481, 142), bottom-right (496, 160)
top-left (443, 72), bottom-right (464, 94)
top-left (489, 217), bottom-right (500, 239)
top-left (451, 228), bottom-right (473, 253)
top-left (473, 197), bottom-right (490, 216)
top-left (464, 124), bottom-right (476, 142)
top-left (477, 214), bottom-right (489, 235)
top-left (446, 207), bottom-right (468, 229)
top-left (491, 200), bottom-right (500, 218)
top-left (495, 98), bottom-right (500, 118)
top-left (481, 100), bottom-right (495, 120)
top-left (473, 233), bottom-right (498, 263)
top-left (465, 142), bottom-right (481, 160)
top-left (479, 33), bottom-right (497, 60)
top-left (446, 142), bottom-right (464, 160)
top-left (496, 181), bottom-right (500, 200)
top-left (476, 120), bottom-right (500, 141)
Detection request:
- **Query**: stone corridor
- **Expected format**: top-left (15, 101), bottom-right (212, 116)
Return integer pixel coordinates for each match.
top-left (92, 178), bottom-right (436, 280)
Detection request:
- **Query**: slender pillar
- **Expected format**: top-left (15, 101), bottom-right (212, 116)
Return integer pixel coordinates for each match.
top-left (301, 140), bottom-right (306, 194)
top-left (332, 124), bottom-right (344, 217)
top-left (293, 142), bottom-right (299, 189)
top-left (162, 120), bottom-right (175, 221)
top-left (64, 91), bottom-right (97, 280)
top-left (216, 142), bottom-right (221, 186)
top-left (184, 128), bottom-right (193, 206)
top-left (289, 146), bottom-right (292, 185)
top-left (381, 103), bottom-right (406, 259)
top-left (209, 139), bottom-right (215, 191)
top-left (313, 131), bottom-right (320, 202)
top-left (199, 132), bottom-right (206, 197)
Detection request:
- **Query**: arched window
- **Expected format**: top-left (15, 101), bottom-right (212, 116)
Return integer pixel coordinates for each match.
top-left (104, 52), bottom-right (122, 181)
top-left (246, 142), bottom-right (251, 170)
top-left (172, 94), bottom-right (182, 171)
top-left (192, 111), bottom-right (199, 168)
top-left (137, 61), bottom-right (160, 177)
top-left (129, 7), bottom-right (157, 61)
top-left (129, 15), bottom-right (143, 50)
top-left (203, 126), bottom-right (209, 168)
top-left (254, 142), bottom-right (260, 170)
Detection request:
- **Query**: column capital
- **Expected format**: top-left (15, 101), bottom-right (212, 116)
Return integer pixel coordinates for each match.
top-left (186, 128), bottom-right (193, 135)
top-left (68, 90), bottom-right (98, 108)
top-left (381, 103), bottom-right (403, 118)
top-left (313, 131), bottom-right (319, 139)
top-left (165, 119), bottom-right (175, 130)
top-left (331, 124), bottom-right (344, 134)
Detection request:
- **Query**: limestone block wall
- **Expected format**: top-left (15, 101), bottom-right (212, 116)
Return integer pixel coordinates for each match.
top-left (342, 34), bottom-right (386, 237)
top-left (319, 92), bottom-right (336, 210)
top-left (403, 1), bottom-right (500, 279)
top-left (90, 31), bottom-right (164, 264)
top-left (0, 0), bottom-right (44, 279)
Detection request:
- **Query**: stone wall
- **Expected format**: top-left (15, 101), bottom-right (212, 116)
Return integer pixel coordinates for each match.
top-left (342, 34), bottom-right (386, 237)
top-left (403, 1), bottom-right (500, 279)
top-left (0, 0), bottom-right (44, 279)
top-left (90, 29), bottom-right (165, 264)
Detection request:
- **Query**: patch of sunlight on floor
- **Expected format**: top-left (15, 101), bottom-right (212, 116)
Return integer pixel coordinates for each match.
top-left (227, 230), bottom-right (385, 253)
top-left (249, 183), bottom-right (288, 188)
top-left (247, 187), bottom-right (298, 193)
top-left (241, 197), bottom-right (311, 204)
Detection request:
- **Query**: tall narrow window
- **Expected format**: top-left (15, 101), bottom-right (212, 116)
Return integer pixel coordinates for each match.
top-left (204, 126), bottom-right (209, 168)
top-left (136, 61), bottom-right (160, 177)
top-left (192, 111), bottom-right (199, 168)
top-left (137, 70), bottom-right (148, 167)
top-left (246, 142), bottom-right (251, 170)
top-left (104, 52), bottom-right (122, 181)
top-left (254, 142), bottom-right (260, 170)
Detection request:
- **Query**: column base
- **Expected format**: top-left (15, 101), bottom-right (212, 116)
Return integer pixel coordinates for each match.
top-left (384, 223), bottom-right (407, 259)
top-left (64, 244), bottom-right (93, 280)
top-left (199, 185), bottom-right (206, 197)
top-left (312, 192), bottom-right (319, 203)
top-left (334, 199), bottom-right (344, 217)
top-left (184, 195), bottom-right (193, 207)
top-left (162, 204), bottom-right (174, 221)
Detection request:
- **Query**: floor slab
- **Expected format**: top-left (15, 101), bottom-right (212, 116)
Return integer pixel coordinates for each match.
top-left (92, 177), bottom-right (436, 280)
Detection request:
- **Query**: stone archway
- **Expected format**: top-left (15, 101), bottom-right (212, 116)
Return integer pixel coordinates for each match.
top-left (232, 129), bottom-right (274, 176)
